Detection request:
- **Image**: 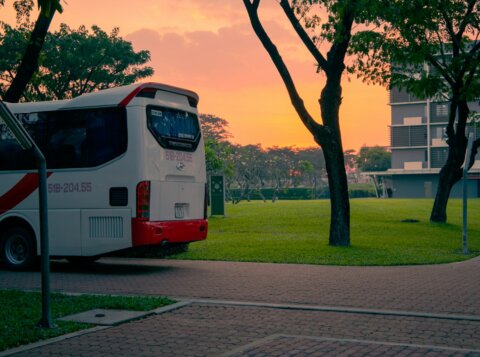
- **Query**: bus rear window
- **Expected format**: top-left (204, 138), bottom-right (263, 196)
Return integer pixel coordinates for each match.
top-left (147, 105), bottom-right (200, 152)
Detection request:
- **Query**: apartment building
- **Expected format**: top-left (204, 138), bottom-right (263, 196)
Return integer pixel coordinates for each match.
top-left (369, 87), bottom-right (480, 198)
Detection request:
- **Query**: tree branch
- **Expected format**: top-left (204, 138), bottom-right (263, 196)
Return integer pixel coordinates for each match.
top-left (3, 8), bottom-right (56, 102)
top-left (426, 53), bottom-right (455, 87)
top-left (327, 0), bottom-right (356, 73)
top-left (278, 0), bottom-right (328, 71)
top-left (445, 97), bottom-right (458, 140)
top-left (469, 40), bottom-right (480, 54)
top-left (467, 137), bottom-right (480, 170)
top-left (457, 0), bottom-right (476, 41)
top-left (242, 0), bottom-right (323, 138)
top-left (463, 50), bottom-right (480, 90)
top-left (438, 4), bottom-right (458, 49)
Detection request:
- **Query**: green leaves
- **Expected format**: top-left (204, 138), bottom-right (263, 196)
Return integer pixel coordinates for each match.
top-left (356, 146), bottom-right (391, 172)
top-left (351, 0), bottom-right (480, 103)
top-left (0, 23), bottom-right (153, 101)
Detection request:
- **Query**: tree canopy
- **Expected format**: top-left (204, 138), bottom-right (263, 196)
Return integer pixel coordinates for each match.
top-left (352, 0), bottom-right (480, 222)
top-left (0, 23), bottom-right (153, 101)
top-left (352, 0), bottom-right (480, 102)
top-left (199, 114), bottom-right (232, 142)
top-left (356, 146), bottom-right (391, 172)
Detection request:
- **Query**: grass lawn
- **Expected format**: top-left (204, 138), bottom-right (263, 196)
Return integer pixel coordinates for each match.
top-left (175, 198), bottom-right (480, 265)
top-left (0, 290), bottom-right (173, 352)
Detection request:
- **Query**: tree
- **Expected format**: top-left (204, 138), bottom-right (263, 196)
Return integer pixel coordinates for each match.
top-left (297, 147), bottom-right (327, 194)
top-left (1, 0), bottom-right (62, 103)
top-left (243, 0), bottom-right (367, 246)
top-left (356, 146), bottom-right (391, 172)
top-left (199, 114), bottom-right (234, 178)
top-left (352, 0), bottom-right (480, 222)
top-left (295, 147), bottom-right (325, 172)
top-left (343, 149), bottom-right (358, 182)
top-left (298, 159), bottom-right (316, 193)
top-left (0, 23), bottom-right (153, 101)
top-left (230, 144), bottom-right (268, 202)
top-left (265, 146), bottom-right (298, 200)
top-left (199, 114), bottom-right (232, 142)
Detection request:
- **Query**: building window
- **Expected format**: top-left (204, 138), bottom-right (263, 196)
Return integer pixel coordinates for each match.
top-left (391, 126), bottom-right (427, 147)
top-left (436, 104), bottom-right (449, 117)
top-left (432, 126), bottom-right (446, 139)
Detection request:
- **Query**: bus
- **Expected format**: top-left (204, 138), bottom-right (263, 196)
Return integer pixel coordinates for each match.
top-left (0, 82), bottom-right (208, 270)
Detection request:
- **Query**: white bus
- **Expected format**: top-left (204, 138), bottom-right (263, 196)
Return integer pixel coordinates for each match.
top-left (0, 82), bottom-right (208, 270)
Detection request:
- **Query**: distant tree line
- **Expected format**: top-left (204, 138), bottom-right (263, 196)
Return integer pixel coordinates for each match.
top-left (199, 114), bottom-right (390, 203)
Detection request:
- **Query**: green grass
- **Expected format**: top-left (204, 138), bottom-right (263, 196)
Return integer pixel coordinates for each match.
top-left (174, 198), bottom-right (480, 265)
top-left (0, 290), bottom-right (173, 352)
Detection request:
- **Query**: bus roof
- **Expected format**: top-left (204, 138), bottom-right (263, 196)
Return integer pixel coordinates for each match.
top-left (5, 82), bottom-right (199, 113)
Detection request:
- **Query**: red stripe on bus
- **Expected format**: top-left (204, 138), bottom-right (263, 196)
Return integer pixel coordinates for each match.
top-left (0, 173), bottom-right (52, 214)
top-left (119, 82), bottom-right (159, 107)
top-left (118, 85), bottom-right (144, 107)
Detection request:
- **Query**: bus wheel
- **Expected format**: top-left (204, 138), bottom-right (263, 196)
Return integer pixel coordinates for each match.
top-left (1, 226), bottom-right (37, 271)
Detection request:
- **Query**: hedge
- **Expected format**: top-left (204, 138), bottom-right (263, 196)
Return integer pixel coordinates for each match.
top-left (226, 186), bottom-right (376, 201)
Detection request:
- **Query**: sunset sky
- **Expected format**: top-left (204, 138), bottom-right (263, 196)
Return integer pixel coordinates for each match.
top-left (0, 0), bottom-right (390, 151)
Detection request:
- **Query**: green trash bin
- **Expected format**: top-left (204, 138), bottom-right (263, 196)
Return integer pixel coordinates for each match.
top-left (210, 175), bottom-right (225, 216)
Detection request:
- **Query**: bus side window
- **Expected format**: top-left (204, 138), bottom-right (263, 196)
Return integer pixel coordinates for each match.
top-left (0, 108), bottom-right (127, 171)
top-left (82, 109), bottom-right (127, 167)
top-left (46, 113), bottom-right (85, 169)
top-left (0, 113), bottom-right (44, 171)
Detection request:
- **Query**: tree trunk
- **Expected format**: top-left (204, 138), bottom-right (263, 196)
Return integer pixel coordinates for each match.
top-left (430, 163), bottom-right (462, 222)
top-left (317, 76), bottom-right (350, 246)
top-left (323, 138), bottom-right (350, 246)
top-left (430, 100), bottom-right (468, 223)
top-left (3, 9), bottom-right (56, 103)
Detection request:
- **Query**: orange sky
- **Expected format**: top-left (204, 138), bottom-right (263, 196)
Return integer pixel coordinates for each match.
top-left (0, 0), bottom-right (390, 151)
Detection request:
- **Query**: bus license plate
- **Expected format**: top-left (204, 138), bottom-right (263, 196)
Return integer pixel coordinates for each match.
top-left (175, 204), bottom-right (185, 218)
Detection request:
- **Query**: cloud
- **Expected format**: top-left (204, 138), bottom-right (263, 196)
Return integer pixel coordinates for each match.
top-left (126, 20), bottom-right (319, 92)
top-left (157, 0), bottom-right (280, 26)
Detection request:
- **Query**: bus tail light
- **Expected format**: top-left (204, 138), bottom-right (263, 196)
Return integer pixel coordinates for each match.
top-left (136, 181), bottom-right (151, 221)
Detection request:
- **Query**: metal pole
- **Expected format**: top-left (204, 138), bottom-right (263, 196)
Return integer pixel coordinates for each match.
top-left (0, 102), bottom-right (53, 328)
top-left (425, 63), bottom-right (431, 169)
top-left (34, 149), bottom-right (53, 328)
top-left (462, 133), bottom-right (474, 255)
top-left (426, 98), bottom-right (431, 169)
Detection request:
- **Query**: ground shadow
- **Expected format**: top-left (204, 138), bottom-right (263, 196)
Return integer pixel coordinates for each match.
top-left (47, 258), bottom-right (180, 275)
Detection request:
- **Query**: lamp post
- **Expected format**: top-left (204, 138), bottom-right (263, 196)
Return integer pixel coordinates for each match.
top-left (462, 132), bottom-right (474, 255)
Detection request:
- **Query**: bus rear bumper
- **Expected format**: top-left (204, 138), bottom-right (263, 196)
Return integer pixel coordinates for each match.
top-left (131, 218), bottom-right (208, 247)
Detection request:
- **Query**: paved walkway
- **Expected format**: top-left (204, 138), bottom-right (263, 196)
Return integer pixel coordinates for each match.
top-left (1, 257), bottom-right (480, 356)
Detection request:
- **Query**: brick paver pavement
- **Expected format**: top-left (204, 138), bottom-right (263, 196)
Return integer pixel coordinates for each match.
top-left (1, 257), bottom-right (480, 315)
top-left (6, 304), bottom-right (480, 356)
top-left (1, 257), bottom-right (480, 356)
